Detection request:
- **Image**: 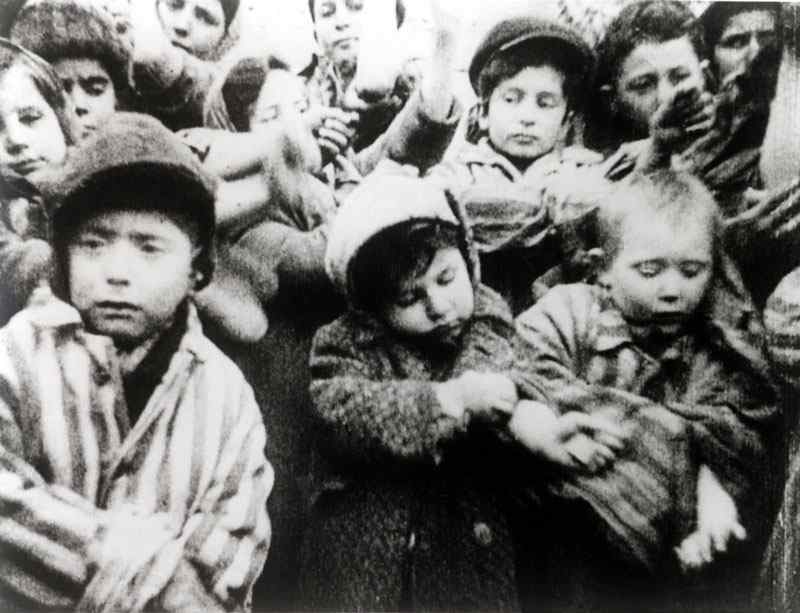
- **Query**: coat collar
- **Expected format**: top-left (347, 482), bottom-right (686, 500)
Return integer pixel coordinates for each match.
top-left (25, 289), bottom-right (210, 365)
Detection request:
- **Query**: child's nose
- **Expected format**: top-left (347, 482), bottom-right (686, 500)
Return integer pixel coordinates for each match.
top-left (425, 290), bottom-right (450, 320)
top-left (104, 246), bottom-right (132, 285)
top-left (171, 7), bottom-right (191, 36)
top-left (3, 121), bottom-right (28, 155)
top-left (657, 270), bottom-right (683, 303)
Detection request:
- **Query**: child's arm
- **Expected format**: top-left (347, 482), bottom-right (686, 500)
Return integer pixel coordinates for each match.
top-left (309, 318), bottom-right (515, 467)
top-left (676, 465), bottom-right (746, 571)
top-left (351, 0), bottom-right (462, 176)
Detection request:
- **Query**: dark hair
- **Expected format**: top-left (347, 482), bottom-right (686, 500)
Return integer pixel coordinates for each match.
top-left (308, 0), bottom-right (405, 27)
top-left (701, 2), bottom-right (780, 51)
top-left (477, 38), bottom-right (585, 111)
top-left (349, 220), bottom-right (466, 313)
top-left (596, 1), bottom-right (705, 91)
top-left (0, 38), bottom-right (78, 145)
top-left (220, 55), bottom-right (292, 132)
top-left (10, 0), bottom-right (133, 110)
top-left (596, 169), bottom-right (720, 267)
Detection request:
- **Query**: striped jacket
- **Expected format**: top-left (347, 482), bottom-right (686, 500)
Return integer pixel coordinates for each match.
top-left (0, 295), bottom-right (272, 612)
top-left (516, 283), bottom-right (778, 569)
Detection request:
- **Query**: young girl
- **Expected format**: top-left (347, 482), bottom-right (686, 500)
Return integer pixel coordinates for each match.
top-left (0, 39), bottom-right (78, 323)
top-left (302, 167), bottom-right (622, 611)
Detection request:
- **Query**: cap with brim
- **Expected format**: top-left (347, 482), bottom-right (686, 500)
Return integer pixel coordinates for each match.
top-left (51, 112), bottom-right (216, 246)
top-left (468, 15), bottom-right (594, 95)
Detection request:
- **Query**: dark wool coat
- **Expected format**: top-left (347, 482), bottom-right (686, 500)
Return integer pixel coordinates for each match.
top-left (301, 285), bottom-right (535, 612)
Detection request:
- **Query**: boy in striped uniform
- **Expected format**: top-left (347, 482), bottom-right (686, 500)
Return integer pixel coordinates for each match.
top-left (0, 112), bottom-right (272, 612)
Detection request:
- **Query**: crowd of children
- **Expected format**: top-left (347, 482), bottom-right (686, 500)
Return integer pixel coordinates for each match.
top-left (1, 0), bottom-right (800, 611)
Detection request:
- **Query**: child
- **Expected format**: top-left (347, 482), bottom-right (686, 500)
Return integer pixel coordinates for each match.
top-left (10, 0), bottom-right (134, 141)
top-left (0, 111), bottom-right (272, 611)
top-left (300, 167), bottom-right (621, 611)
top-left (129, 0), bottom-right (240, 129)
top-left (515, 170), bottom-right (778, 603)
top-left (0, 39), bottom-right (78, 323)
top-left (430, 14), bottom-right (606, 314)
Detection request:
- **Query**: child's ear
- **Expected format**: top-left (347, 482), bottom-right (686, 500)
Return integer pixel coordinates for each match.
top-left (599, 83), bottom-right (616, 115)
top-left (190, 246), bottom-right (204, 293)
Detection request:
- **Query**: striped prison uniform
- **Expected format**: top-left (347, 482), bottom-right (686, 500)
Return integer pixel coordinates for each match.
top-left (516, 283), bottom-right (777, 570)
top-left (0, 296), bottom-right (272, 612)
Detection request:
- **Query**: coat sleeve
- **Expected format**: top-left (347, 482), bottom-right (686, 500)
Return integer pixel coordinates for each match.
top-left (309, 319), bottom-right (465, 467)
top-left (177, 380), bottom-right (272, 611)
top-left (354, 89), bottom-right (462, 176)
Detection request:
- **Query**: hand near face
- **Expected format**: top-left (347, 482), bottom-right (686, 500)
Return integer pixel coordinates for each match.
top-left (304, 105), bottom-right (358, 165)
top-left (650, 82), bottom-right (715, 151)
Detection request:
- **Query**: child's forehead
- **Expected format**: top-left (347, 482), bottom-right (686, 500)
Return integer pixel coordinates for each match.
top-left (621, 35), bottom-right (700, 73)
top-left (496, 63), bottom-right (565, 91)
top-left (616, 208), bottom-right (713, 253)
top-left (73, 207), bottom-right (196, 239)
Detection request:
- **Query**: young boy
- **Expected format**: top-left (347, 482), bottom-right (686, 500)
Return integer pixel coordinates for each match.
top-left (430, 14), bottom-right (607, 314)
top-left (0, 112), bottom-right (272, 611)
top-left (10, 0), bottom-right (133, 141)
top-left (514, 170), bottom-right (777, 586)
top-left (301, 167), bottom-right (622, 611)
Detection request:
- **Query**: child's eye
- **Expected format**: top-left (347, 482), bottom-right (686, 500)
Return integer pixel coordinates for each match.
top-left (537, 93), bottom-right (560, 109)
top-left (165, 0), bottom-right (184, 10)
top-left (76, 236), bottom-right (105, 251)
top-left (437, 268), bottom-right (455, 285)
top-left (680, 262), bottom-right (707, 278)
top-left (195, 6), bottom-right (220, 27)
top-left (668, 69), bottom-right (692, 87)
top-left (85, 78), bottom-right (110, 96)
top-left (18, 108), bottom-right (43, 125)
top-left (319, 1), bottom-right (336, 18)
top-left (346, 0), bottom-right (363, 11)
top-left (634, 262), bottom-right (663, 278)
top-left (502, 91), bottom-right (521, 105)
top-left (626, 75), bottom-right (655, 94)
top-left (254, 105), bottom-right (280, 124)
top-left (720, 33), bottom-right (750, 49)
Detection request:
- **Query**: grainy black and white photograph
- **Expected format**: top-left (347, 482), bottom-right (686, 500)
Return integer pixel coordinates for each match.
top-left (0, 0), bottom-right (798, 611)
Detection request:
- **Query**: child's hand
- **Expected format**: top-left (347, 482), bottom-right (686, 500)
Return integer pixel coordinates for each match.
top-left (435, 371), bottom-right (517, 422)
top-left (509, 401), bottom-right (626, 473)
top-left (304, 106), bottom-right (358, 166)
top-left (650, 83), bottom-right (715, 150)
top-left (675, 465), bottom-right (746, 572)
top-left (458, 371), bottom-right (518, 416)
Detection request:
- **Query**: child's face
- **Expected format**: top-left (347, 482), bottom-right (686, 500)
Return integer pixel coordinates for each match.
top-left (614, 35), bottom-right (705, 137)
top-left (481, 65), bottom-right (568, 165)
top-left (68, 208), bottom-right (198, 348)
top-left (714, 9), bottom-right (777, 81)
top-left (600, 210), bottom-right (713, 336)
top-left (313, 0), bottom-right (365, 68)
top-left (157, 0), bottom-right (226, 59)
top-left (250, 69), bottom-right (320, 170)
top-left (382, 247), bottom-right (474, 344)
top-left (53, 58), bottom-right (117, 142)
top-left (0, 62), bottom-right (67, 178)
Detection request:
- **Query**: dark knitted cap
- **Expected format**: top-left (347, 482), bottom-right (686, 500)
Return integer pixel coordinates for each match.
top-left (51, 112), bottom-right (217, 287)
top-left (10, 0), bottom-right (131, 97)
top-left (468, 15), bottom-right (594, 95)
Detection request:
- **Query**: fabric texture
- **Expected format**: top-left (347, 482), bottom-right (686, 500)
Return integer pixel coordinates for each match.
top-left (0, 293), bottom-right (272, 611)
top-left (515, 281), bottom-right (778, 569)
top-left (301, 284), bottom-right (534, 611)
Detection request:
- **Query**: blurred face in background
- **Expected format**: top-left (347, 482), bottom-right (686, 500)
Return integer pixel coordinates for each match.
top-left (157, 0), bottom-right (226, 59)
top-left (53, 58), bottom-right (116, 141)
top-left (713, 9), bottom-right (778, 81)
top-left (312, 0), bottom-right (365, 71)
